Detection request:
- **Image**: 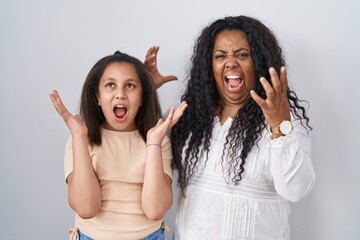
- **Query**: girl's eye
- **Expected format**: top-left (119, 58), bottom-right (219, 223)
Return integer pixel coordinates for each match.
top-left (126, 83), bottom-right (135, 89)
top-left (105, 82), bottom-right (115, 88)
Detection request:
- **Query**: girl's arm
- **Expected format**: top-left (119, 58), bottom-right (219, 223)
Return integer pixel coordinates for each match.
top-left (142, 101), bottom-right (187, 220)
top-left (50, 90), bottom-right (101, 218)
top-left (142, 140), bottom-right (173, 220)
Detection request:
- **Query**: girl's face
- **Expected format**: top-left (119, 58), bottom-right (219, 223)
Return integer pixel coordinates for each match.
top-left (212, 30), bottom-right (256, 109)
top-left (97, 62), bottom-right (142, 131)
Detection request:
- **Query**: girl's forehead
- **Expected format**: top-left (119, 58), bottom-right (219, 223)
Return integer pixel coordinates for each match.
top-left (101, 62), bottom-right (140, 82)
top-left (104, 62), bottom-right (136, 73)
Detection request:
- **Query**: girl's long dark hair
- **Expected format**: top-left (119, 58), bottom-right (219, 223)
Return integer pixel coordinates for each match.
top-left (80, 51), bottom-right (161, 146)
top-left (171, 15), bottom-right (312, 195)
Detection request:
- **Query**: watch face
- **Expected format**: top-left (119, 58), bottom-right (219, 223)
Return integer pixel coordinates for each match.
top-left (280, 120), bottom-right (293, 134)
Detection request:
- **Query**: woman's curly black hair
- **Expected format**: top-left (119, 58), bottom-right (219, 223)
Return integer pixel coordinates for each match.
top-left (171, 15), bottom-right (312, 195)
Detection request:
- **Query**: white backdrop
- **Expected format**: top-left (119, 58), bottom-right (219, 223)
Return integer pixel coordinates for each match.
top-left (1, 0), bottom-right (359, 239)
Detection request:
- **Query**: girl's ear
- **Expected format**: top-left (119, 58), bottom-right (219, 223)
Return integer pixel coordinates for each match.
top-left (96, 92), bottom-right (101, 106)
top-left (139, 89), bottom-right (143, 106)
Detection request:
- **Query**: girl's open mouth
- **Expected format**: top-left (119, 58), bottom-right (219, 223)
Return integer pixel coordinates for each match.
top-left (113, 105), bottom-right (127, 120)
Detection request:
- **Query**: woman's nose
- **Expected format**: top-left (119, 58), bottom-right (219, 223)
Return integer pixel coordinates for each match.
top-left (225, 56), bottom-right (239, 69)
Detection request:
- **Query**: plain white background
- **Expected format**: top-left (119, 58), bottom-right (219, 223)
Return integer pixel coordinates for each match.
top-left (1, 0), bottom-right (359, 239)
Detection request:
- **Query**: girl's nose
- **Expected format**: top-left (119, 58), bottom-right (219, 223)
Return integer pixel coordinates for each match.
top-left (115, 91), bottom-right (126, 100)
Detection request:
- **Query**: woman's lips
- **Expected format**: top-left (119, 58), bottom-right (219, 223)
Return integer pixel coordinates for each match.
top-left (225, 75), bottom-right (242, 88)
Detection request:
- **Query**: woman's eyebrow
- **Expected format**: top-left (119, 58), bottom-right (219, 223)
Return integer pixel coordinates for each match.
top-left (213, 48), bottom-right (249, 54)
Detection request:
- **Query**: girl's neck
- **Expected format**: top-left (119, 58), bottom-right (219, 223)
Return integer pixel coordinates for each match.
top-left (102, 122), bottom-right (138, 132)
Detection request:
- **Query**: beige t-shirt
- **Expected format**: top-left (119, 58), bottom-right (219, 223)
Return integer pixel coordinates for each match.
top-left (64, 128), bottom-right (173, 240)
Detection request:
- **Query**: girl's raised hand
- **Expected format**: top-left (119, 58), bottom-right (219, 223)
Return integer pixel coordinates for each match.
top-left (49, 90), bottom-right (88, 137)
top-left (144, 46), bottom-right (178, 89)
top-left (250, 66), bottom-right (291, 128)
top-left (146, 101), bottom-right (187, 144)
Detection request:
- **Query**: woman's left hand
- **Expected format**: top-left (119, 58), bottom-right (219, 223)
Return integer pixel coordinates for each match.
top-left (250, 66), bottom-right (291, 128)
top-left (144, 46), bottom-right (178, 89)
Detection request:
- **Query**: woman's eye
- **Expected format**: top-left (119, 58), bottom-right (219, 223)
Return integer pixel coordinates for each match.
top-left (237, 52), bottom-right (249, 58)
top-left (214, 55), bottom-right (225, 60)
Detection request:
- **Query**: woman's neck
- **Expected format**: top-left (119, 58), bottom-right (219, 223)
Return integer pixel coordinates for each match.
top-left (214, 104), bottom-right (241, 125)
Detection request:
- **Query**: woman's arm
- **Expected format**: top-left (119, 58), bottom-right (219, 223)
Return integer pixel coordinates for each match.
top-left (250, 67), bottom-right (315, 202)
top-left (270, 118), bottom-right (315, 202)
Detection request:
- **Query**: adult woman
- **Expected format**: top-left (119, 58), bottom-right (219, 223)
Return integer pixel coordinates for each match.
top-left (146, 15), bottom-right (315, 240)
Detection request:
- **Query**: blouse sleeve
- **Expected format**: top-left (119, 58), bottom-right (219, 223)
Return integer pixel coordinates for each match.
top-left (269, 118), bottom-right (316, 202)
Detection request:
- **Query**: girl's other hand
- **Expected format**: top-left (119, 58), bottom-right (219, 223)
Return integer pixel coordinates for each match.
top-left (49, 90), bottom-right (88, 137)
top-left (147, 101), bottom-right (187, 144)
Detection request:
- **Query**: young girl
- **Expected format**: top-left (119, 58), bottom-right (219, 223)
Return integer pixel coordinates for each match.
top-left (49, 51), bottom-right (187, 240)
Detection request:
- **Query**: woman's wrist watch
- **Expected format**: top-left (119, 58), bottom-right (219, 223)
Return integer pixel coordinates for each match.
top-left (270, 120), bottom-right (293, 135)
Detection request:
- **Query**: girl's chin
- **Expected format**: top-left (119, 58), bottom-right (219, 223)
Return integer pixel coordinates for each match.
top-left (103, 119), bottom-right (138, 131)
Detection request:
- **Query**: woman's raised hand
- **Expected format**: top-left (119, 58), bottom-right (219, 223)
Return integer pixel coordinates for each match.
top-left (250, 67), bottom-right (291, 128)
top-left (144, 46), bottom-right (178, 89)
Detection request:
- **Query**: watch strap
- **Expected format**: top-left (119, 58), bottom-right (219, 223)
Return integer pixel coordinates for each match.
top-left (270, 125), bottom-right (282, 135)
top-left (270, 120), bottom-right (293, 135)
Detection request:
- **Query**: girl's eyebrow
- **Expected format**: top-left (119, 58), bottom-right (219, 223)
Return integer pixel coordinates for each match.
top-left (102, 77), bottom-right (139, 83)
top-left (103, 77), bottom-right (116, 82)
top-left (124, 78), bottom-right (140, 83)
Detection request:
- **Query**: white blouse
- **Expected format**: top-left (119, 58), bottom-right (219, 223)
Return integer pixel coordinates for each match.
top-left (174, 117), bottom-right (315, 240)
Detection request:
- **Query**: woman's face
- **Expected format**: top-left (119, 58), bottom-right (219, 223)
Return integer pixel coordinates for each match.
top-left (97, 62), bottom-right (142, 131)
top-left (212, 30), bottom-right (256, 109)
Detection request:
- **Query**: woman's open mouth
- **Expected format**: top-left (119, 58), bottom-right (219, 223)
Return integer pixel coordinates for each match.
top-left (225, 75), bottom-right (243, 89)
